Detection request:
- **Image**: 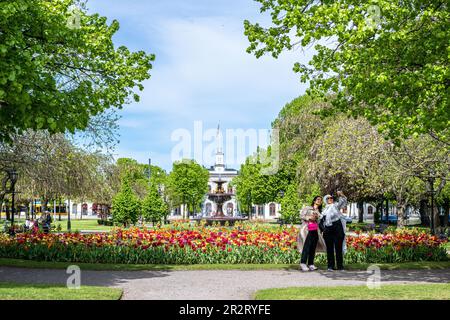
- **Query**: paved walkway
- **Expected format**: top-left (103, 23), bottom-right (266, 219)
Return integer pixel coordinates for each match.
top-left (1, 267), bottom-right (450, 300)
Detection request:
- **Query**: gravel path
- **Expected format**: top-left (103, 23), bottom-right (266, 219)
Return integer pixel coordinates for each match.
top-left (1, 267), bottom-right (449, 300)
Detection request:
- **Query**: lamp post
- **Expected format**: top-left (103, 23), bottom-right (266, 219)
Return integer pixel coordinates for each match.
top-left (247, 193), bottom-right (251, 220)
top-left (148, 158), bottom-right (152, 186)
top-left (7, 169), bottom-right (18, 236)
top-left (67, 199), bottom-right (71, 232)
top-left (278, 190), bottom-right (285, 225)
top-left (427, 171), bottom-right (437, 235)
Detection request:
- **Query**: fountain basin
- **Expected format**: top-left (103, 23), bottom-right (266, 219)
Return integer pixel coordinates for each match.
top-left (192, 216), bottom-right (247, 226)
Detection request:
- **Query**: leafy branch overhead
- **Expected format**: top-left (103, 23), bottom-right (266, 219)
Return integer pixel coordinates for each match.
top-left (0, 0), bottom-right (155, 141)
top-left (244, 0), bottom-right (449, 144)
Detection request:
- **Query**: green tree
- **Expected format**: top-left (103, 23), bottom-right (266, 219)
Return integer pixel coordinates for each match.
top-left (279, 183), bottom-right (301, 224)
top-left (270, 94), bottom-right (449, 230)
top-left (245, 1), bottom-right (449, 144)
top-left (112, 179), bottom-right (140, 227)
top-left (141, 184), bottom-right (168, 225)
top-left (272, 95), bottom-right (333, 199)
top-left (0, 0), bottom-right (154, 141)
top-left (233, 158), bottom-right (259, 215)
top-left (234, 148), bottom-right (287, 217)
top-left (167, 160), bottom-right (209, 219)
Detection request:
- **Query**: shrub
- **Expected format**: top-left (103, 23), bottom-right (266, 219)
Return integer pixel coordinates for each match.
top-left (112, 179), bottom-right (141, 226)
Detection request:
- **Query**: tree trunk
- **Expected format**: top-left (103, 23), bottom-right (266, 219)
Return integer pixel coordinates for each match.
top-left (58, 199), bottom-right (62, 221)
top-left (6, 205), bottom-right (10, 221)
top-left (443, 199), bottom-right (449, 228)
top-left (432, 206), bottom-right (441, 235)
top-left (375, 202), bottom-right (382, 224)
top-left (31, 200), bottom-right (34, 220)
top-left (384, 199), bottom-right (389, 224)
top-left (43, 199), bottom-right (49, 212)
top-left (397, 203), bottom-right (407, 228)
top-left (357, 201), bottom-right (364, 223)
top-left (419, 199), bottom-right (428, 226)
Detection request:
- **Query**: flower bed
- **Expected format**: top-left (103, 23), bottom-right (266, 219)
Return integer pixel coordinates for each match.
top-left (345, 229), bottom-right (448, 263)
top-left (0, 225), bottom-right (447, 265)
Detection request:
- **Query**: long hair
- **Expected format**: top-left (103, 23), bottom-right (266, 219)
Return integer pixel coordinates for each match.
top-left (311, 196), bottom-right (323, 213)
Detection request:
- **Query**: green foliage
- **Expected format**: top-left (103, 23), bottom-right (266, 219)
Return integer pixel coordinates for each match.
top-left (271, 93), bottom-right (449, 231)
top-left (234, 152), bottom-right (289, 214)
top-left (115, 158), bottom-right (168, 201)
top-left (245, 0), bottom-right (449, 143)
top-left (0, 0), bottom-right (154, 141)
top-left (279, 183), bottom-right (301, 224)
top-left (112, 179), bottom-right (140, 226)
top-left (167, 160), bottom-right (209, 217)
top-left (299, 183), bottom-right (322, 208)
top-left (141, 184), bottom-right (168, 223)
top-left (374, 210), bottom-right (381, 224)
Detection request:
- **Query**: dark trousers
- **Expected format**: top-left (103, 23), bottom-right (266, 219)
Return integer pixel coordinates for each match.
top-left (323, 221), bottom-right (345, 269)
top-left (301, 230), bottom-right (319, 265)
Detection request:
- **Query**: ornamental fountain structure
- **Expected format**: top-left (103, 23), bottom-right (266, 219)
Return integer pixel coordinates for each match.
top-left (193, 124), bottom-right (246, 226)
top-left (200, 175), bottom-right (246, 226)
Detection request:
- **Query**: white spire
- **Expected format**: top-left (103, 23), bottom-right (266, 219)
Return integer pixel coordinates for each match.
top-left (215, 123), bottom-right (224, 170)
top-left (216, 123), bottom-right (223, 154)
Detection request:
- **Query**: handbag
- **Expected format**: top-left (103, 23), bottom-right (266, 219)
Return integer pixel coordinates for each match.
top-left (319, 216), bottom-right (326, 232)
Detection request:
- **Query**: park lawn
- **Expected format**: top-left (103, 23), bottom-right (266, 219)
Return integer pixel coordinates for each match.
top-left (0, 258), bottom-right (449, 272)
top-left (0, 283), bottom-right (122, 300)
top-left (0, 218), bottom-right (113, 232)
top-left (254, 283), bottom-right (450, 300)
top-left (444, 242), bottom-right (450, 251)
top-left (55, 219), bottom-right (113, 232)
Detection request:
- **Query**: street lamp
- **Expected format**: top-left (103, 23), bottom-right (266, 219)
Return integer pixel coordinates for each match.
top-left (247, 193), bottom-right (251, 220)
top-left (7, 169), bottom-right (18, 236)
top-left (278, 190), bottom-right (285, 225)
top-left (427, 170), bottom-right (437, 235)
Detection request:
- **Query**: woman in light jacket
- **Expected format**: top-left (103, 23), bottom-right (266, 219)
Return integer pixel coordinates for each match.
top-left (322, 191), bottom-right (347, 271)
top-left (297, 196), bottom-right (327, 271)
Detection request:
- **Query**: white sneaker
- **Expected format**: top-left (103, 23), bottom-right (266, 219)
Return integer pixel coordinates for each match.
top-left (308, 265), bottom-right (318, 271)
top-left (300, 263), bottom-right (309, 272)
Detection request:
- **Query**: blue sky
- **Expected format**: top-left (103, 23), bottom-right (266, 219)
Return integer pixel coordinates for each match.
top-left (87, 0), bottom-right (311, 171)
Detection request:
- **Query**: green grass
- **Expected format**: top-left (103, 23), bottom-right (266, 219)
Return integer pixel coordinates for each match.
top-left (1, 218), bottom-right (113, 232)
top-left (0, 258), bottom-right (449, 271)
top-left (444, 242), bottom-right (450, 251)
top-left (0, 283), bottom-right (122, 300)
top-left (254, 283), bottom-right (450, 300)
top-left (55, 219), bottom-right (113, 232)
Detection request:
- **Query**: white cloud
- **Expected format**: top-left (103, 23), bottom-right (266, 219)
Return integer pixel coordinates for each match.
top-left (87, 1), bottom-right (317, 171)
top-left (130, 16), bottom-right (311, 120)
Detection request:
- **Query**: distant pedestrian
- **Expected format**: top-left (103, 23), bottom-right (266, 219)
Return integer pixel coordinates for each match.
top-left (40, 211), bottom-right (52, 234)
top-left (32, 219), bottom-right (39, 234)
top-left (25, 218), bottom-right (31, 231)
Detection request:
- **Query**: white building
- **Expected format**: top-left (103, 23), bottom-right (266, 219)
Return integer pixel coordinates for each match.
top-left (170, 131), bottom-right (282, 220)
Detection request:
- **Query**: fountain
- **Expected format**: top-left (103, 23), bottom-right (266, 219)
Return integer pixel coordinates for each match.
top-left (198, 176), bottom-right (246, 226)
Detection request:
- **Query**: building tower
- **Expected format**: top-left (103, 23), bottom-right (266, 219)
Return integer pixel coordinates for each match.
top-left (215, 123), bottom-right (225, 172)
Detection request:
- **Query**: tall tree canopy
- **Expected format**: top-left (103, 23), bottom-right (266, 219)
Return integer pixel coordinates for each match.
top-left (167, 160), bottom-right (209, 218)
top-left (245, 0), bottom-right (449, 144)
top-left (0, 0), bottom-right (154, 141)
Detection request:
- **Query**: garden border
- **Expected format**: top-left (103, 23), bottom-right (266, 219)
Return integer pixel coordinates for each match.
top-left (1, 258), bottom-right (449, 272)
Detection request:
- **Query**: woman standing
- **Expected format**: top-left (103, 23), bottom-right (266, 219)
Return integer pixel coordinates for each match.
top-left (298, 196), bottom-right (326, 271)
top-left (322, 191), bottom-right (348, 271)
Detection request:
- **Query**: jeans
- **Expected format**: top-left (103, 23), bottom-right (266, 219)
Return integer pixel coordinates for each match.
top-left (301, 230), bottom-right (319, 266)
top-left (323, 220), bottom-right (345, 269)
